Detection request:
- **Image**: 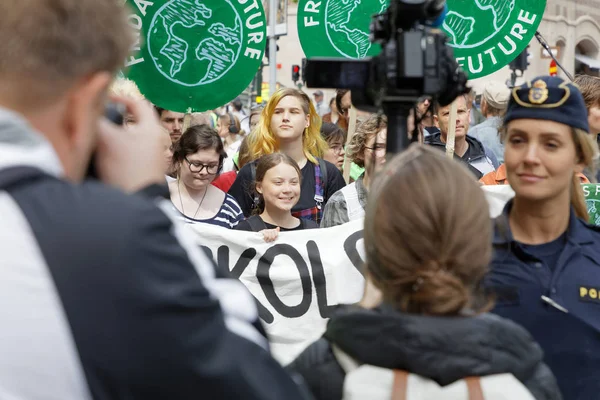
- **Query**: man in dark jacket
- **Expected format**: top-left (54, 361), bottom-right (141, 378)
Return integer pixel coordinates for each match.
top-left (426, 95), bottom-right (498, 179)
top-left (0, 1), bottom-right (309, 399)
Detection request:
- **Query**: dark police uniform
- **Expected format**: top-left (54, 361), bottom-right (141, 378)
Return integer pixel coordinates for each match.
top-left (485, 76), bottom-right (600, 400)
top-left (487, 202), bottom-right (600, 399)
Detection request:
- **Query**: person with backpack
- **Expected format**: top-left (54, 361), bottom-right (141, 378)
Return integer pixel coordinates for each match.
top-left (484, 76), bottom-right (600, 399)
top-left (235, 153), bottom-right (318, 241)
top-left (287, 145), bottom-right (560, 400)
top-left (228, 88), bottom-right (346, 224)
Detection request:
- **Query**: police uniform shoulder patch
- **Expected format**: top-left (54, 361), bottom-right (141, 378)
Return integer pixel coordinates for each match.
top-left (579, 285), bottom-right (600, 304)
top-left (528, 79), bottom-right (549, 104)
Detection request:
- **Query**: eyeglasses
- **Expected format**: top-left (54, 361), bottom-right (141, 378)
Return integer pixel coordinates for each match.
top-left (365, 143), bottom-right (387, 153)
top-left (185, 157), bottom-right (219, 174)
top-left (330, 144), bottom-right (345, 154)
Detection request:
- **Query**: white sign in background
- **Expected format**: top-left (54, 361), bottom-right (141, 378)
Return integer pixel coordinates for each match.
top-left (482, 185), bottom-right (515, 217)
top-left (186, 220), bottom-right (366, 365)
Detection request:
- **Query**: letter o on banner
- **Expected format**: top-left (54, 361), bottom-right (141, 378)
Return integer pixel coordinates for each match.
top-left (257, 244), bottom-right (312, 318)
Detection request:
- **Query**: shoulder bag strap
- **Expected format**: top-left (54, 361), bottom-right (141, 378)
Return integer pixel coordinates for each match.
top-left (464, 377), bottom-right (485, 400)
top-left (0, 166), bottom-right (50, 192)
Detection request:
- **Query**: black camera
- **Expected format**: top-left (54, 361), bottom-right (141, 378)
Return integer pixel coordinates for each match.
top-left (86, 102), bottom-right (126, 180)
top-left (304, 0), bottom-right (469, 154)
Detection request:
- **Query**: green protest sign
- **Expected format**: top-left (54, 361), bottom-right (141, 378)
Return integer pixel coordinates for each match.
top-left (297, 0), bottom-right (390, 59)
top-left (298, 0), bottom-right (546, 81)
top-left (583, 184), bottom-right (600, 225)
top-left (442, 0), bottom-right (546, 79)
top-left (124, 0), bottom-right (267, 112)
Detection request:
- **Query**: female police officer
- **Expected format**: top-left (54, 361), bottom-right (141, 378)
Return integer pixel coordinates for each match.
top-left (485, 76), bottom-right (599, 399)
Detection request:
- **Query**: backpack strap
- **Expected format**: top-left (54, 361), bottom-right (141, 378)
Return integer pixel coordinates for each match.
top-left (391, 371), bottom-right (409, 400)
top-left (246, 215), bottom-right (268, 232)
top-left (314, 159), bottom-right (327, 210)
top-left (250, 162), bottom-right (259, 209)
top-left (318, 158), bottom-right (328, 198)
top-left (465, 377), bottom-right (485, 400)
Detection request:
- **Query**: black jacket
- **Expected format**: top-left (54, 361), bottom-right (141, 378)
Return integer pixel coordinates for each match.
top-left (0, 107), bottom-right (311, 400)
top-left (287, 304), bottom-right (561, 400)
top-left (425, 132), bottom-right (496, 179)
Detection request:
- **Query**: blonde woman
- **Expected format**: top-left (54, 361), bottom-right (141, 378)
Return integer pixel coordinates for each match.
top-left (485, 76), bottom-right (599, 399)
top-left (228, 88), bottom-right (346, 224)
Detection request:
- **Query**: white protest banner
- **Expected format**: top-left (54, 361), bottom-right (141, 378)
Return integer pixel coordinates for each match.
top-left (185, 220), bottom-right (366, 365)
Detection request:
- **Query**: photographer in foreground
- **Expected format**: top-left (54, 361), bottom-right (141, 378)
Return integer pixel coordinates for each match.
top-left (0, 1), bottom-right (310, 399)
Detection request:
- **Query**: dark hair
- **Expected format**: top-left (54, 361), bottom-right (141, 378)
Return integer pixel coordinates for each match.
top-left (321, 122), bottom-right (347, 145)
top-left (154, 106), bottom-right (165, 118)
top-left (336, 89), bottom-right (350, 116)
top-left (232, 97), bottom-right (243, 111)
top-left (172, 124), bottom-right (227, 174)
top-left (252, 153), bottom-right (302, 215)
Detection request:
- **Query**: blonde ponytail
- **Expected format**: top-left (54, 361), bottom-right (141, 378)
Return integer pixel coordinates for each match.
top-left (571, 173), bottom-right (589, 220)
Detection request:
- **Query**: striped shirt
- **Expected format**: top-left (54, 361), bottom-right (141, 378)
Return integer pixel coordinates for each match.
top-left (173, 194), bottom-right (243, 228)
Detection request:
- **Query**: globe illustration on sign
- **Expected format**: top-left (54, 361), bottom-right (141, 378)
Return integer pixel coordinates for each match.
top-left (324, 0), bottom-right (389, 59)
top-left (586, 199), bottom-right (600, 226)
top-left (443, 0), bottom-right (516, 49)
top-left (148, 0), bottom-right (243, 87)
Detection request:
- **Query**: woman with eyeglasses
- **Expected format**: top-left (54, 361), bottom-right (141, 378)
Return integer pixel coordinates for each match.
top-left (169, 124), bottom-right (243, 228)
top-left (320, 123), bottom-right (346, 171)
top-left (321, 115), bottom-right (387, 228)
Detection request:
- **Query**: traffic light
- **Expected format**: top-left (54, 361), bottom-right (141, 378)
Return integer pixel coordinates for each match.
top-left (509, 47), bottom-right (530, 72)
top-left (292, 64), bottom-right (300, 83)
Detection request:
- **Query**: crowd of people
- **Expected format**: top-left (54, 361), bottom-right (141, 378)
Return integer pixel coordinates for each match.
top-left (3, 1), bottom-right (600, 399)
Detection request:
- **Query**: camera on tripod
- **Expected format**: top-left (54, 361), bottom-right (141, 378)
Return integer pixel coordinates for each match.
top-left (304, 0), bottom-right (470, 154)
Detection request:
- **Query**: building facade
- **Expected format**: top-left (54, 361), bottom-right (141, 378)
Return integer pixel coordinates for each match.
top-left (470, 0), bottom-right (600, 91)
